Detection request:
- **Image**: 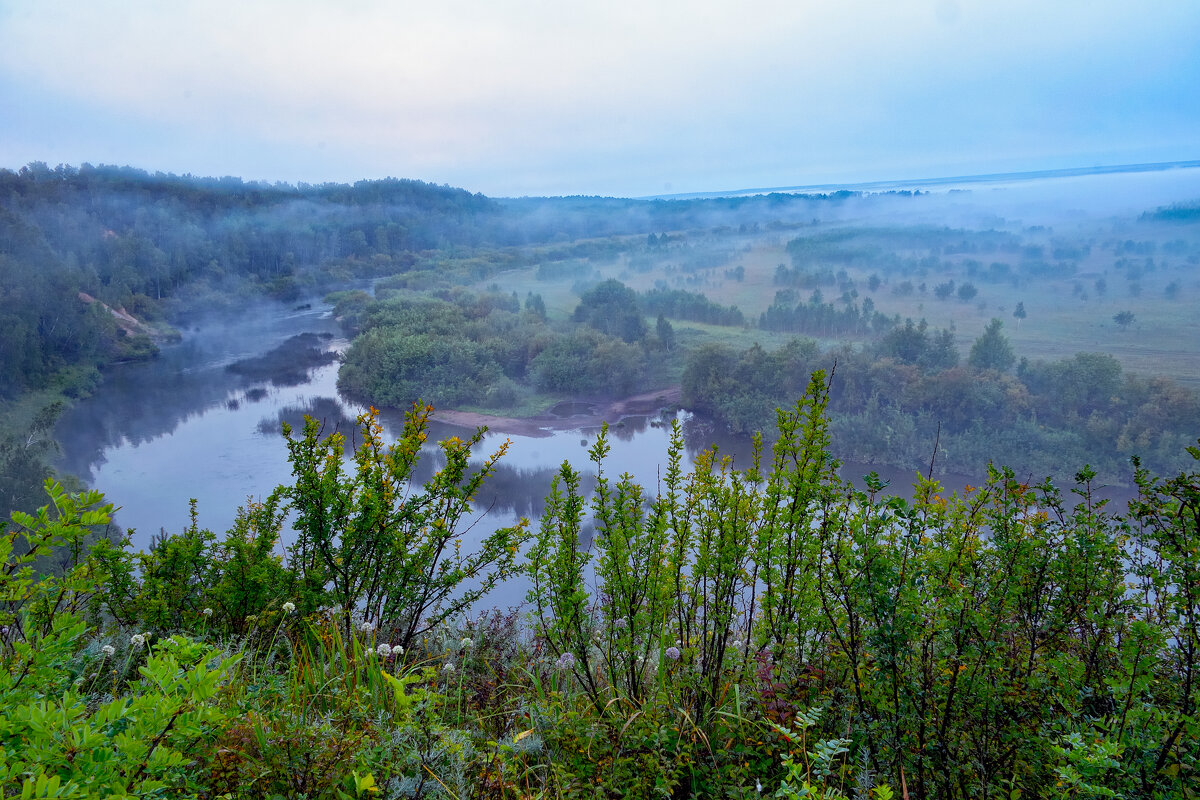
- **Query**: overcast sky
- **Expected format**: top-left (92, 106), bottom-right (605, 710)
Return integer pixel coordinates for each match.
top-left (1, 0), bottom-right (1197, 197)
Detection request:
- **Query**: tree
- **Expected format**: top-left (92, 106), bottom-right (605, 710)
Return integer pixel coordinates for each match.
top-left (656, 314), bottom-right (675, 352)
top-left (968, 318), bottom-right (1016, 372)
top-left (956, 282), bottom-right (978, 302)
top-left (1113, 310), bottom-right (1135, 330)
top-left (524, 291), bottom-right (547, 320)
top-left (573, 279), bottom-right (647, 343)
top-left (1012, 301), bottom-right (1026, 328)
top-left (934, 280), bottom-right (956, 300)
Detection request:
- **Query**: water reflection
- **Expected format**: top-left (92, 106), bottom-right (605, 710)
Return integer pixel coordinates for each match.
top-left (257, 397), bottom-right (360, 437)
top-left (56, 307), bottom-right (346, 484)
top-left (226, 332), bottom-right (338, 387)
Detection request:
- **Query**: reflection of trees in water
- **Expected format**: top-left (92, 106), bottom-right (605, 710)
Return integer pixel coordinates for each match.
top-left (681, 412), bottom-right (761, 467)
top-left (55, 323), bottom-right (343, 480)
top-left (56, 357), bottom-right (253, 478)
top-left (226, 333), bottom-right (337, 387)
top-left (471, 464), bottom-right (598, 519)
top-left (257, 397), bottom-right (359, 437)
top-left (605, 416), bottom-right (649, 441)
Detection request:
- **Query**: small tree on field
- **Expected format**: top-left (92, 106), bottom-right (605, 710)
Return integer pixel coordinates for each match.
top-left (968, 318), bottom-right (1016, 372)
top-left (656, 314), bottom-right (676, 352)
top-left (1012, 301), bottom-right (1026, 328)
top-left (1113, 310), bottom-right (1135, 330)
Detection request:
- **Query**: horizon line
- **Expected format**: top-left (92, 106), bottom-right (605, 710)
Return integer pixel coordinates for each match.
top-left (637, 159), bottom-right (1200, 202)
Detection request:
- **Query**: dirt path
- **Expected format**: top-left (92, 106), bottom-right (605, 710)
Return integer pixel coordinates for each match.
top-left (430, 387), bottom-right (683, 437)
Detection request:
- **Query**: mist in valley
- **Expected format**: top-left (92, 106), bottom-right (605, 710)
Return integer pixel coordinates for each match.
top-left (0, 162), bottom-right (1179, 551)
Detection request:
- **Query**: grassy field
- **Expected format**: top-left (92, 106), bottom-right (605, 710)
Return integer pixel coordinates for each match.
top-left (481, 205), bottom-right (1200, 389)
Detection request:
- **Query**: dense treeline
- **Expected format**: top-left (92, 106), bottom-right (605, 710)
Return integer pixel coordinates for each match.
top-left (760, 290), bottom-right (896, 338)
top-left (337, 281), bottom-right (666, 408)
top-left (4, 394), bottom-right (1197, 798)
top-left (0, 162), bottom-right (503, 398)
top-left (683, 323), bottom-right (1200, 480)
top-left (639, 287), bottom-right (746, 327)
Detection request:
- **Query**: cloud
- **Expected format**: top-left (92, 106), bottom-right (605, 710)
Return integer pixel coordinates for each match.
top-left (1, 0), bottom-right (1197, 195)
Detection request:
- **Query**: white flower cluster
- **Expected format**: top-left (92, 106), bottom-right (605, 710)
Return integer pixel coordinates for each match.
top-left (282, 601), bottom-right (296, 614)
top-left (101, 644), bottom-right (116, 657)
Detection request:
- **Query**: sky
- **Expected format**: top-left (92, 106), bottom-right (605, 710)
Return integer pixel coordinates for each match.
top-left (1, 0), bottom-right (1198, 198)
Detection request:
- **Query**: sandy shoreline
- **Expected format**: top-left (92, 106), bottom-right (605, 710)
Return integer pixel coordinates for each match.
top-left (429, 387), bottom-right (683, 437)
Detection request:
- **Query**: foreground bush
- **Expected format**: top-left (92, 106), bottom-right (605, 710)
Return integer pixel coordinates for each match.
top-left (2, 387), bottom-right (1197, 797)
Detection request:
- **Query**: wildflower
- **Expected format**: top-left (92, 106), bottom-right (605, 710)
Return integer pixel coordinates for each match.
top-left (555, 652), bottom-right (576, 671)
top-left (613, 618), bottom-right (628, 630)
top-left (360, 620), bottom-right (375, 634)
top-left (665, 646), bottom-right (681, 661)
top-left (101, 644), bottom-right (115, 657)
top-left (460, 637), bottom-right (473, 649)
top-left (391, 645), bottom-right (404, 655)
top-left (733, 640), bottom-right (743, 650)
top-left (130, 634), bottom-right (146, 649)
top-left (443, 662), bottom-right (456, 674)
top-left (282, 601), bottom-right (295, 614)
top-left (376, 643), bottom-right (392, 658)
top-left (756, 778), bottom-right (763, 794)
top-left (202, 608), bottom-right (213, 617)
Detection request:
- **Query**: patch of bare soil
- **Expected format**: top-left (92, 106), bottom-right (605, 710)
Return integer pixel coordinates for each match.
top-left (430, 387), bottom-right (683, 437)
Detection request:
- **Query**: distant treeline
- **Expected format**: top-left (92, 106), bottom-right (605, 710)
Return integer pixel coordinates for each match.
top-left (0, 162), bottom-right (504, 399)
top-left (1141, 200), bottom-right (1200, 223)
top-left (638, 288), bottom-right (746, 327)
top-left (683, 324), bottom-right (1200, 480)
